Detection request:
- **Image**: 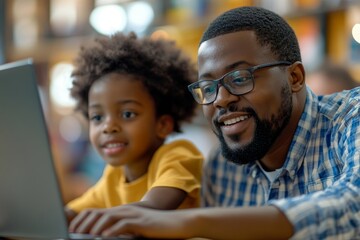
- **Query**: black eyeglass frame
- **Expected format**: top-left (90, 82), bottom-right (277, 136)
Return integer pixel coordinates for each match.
top-left (188, 61), bottom-right (292, 105)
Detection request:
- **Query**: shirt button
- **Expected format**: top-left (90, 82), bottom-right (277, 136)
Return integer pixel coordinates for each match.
top-left (252, 170), bottom-right (257, 178)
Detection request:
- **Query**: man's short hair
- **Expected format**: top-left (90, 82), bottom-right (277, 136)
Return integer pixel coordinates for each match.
top-left (200, 6), bottom-right (302, 63)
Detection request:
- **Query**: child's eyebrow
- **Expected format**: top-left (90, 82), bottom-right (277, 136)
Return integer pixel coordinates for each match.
top-left (88, 99), bottom-right (143, 108)
top-left (117, 99), bottom-right (143, 106)
top-left (88, 103), bottom-right (101, 109)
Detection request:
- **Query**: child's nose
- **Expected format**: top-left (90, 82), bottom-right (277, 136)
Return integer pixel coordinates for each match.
top-left (102, 118), bottom-right (120, 134)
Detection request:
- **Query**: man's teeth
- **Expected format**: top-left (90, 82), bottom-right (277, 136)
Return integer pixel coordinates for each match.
top-left (223, 115), bottom-right (249, 125)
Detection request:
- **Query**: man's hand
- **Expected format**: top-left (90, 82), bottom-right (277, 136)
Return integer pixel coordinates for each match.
top-left (68, 205), bottom-right (192, 239)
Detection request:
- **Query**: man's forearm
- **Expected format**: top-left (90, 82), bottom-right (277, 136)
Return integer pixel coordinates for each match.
top-left (187, 206), bottom-right (294, 239)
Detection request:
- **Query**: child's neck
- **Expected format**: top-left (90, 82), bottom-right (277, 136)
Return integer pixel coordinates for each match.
top-left (124, 140), bottom-right (164, 182)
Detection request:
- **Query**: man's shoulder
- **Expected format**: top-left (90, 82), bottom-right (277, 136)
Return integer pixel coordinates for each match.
top-left (315, 87), bottom-right (360, 119)
top-left (318, 86), bottom-right (360, 104)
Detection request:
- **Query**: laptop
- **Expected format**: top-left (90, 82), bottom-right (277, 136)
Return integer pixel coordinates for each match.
top-left (0, 59), bottom-right (136, 240)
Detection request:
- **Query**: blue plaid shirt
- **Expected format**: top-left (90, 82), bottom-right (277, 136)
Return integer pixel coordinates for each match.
top-left (202, 87), bottom-right (360, 239)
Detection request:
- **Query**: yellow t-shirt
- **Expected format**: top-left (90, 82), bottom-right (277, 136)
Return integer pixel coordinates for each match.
top-left (67, 139), bottom-right (203, 213)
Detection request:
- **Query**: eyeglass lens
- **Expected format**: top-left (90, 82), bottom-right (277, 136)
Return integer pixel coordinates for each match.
top-left (190, 70), bottom-right (253, 104)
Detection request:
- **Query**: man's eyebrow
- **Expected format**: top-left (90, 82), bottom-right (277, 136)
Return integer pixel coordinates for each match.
top-left (199, 60), bottom-right (250, 80)
top-left (228, 60), bottom-right (250, 71)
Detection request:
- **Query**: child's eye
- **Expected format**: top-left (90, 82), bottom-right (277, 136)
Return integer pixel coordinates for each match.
top-left (89, 114), bottom-right (103, 122)
top-left (121, 111), bottom-right (137, 119)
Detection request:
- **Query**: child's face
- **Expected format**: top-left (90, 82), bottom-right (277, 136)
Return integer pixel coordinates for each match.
top-left (87, 72), bottom-right (169, 170)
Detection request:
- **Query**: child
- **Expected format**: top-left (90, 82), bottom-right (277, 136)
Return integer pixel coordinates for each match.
top-left (65, 32), bottom-right (203, 235)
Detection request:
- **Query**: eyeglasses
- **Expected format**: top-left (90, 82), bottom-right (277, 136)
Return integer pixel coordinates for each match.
top-left (188, 61), bottom-right (292, 105)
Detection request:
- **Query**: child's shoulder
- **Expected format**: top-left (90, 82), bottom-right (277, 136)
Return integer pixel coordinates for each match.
top-left (161, 139), bottom-right (202, 155)
top-left (150, 139), bottom-right (203, 165)
top-left (148, 139), bottom-right (203, 174)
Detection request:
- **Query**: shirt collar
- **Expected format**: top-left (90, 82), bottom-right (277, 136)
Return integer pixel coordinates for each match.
top-left (282, 87), bottom-right (318, 180)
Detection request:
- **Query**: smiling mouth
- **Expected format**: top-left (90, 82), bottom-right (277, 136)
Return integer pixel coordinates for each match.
top-left (102, 142), bottom-right (127, 156)
top-left (223, 115), bottom-right (251, 126)
top-left (104, 142), bottom-right (126, 148)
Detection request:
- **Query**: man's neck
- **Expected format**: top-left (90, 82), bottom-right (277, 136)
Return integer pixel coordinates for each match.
top-left (259, 89), bottom-right (307, 171)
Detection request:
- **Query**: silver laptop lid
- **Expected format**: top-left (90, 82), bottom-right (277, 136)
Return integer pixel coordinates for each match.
top-left (0, 59), bottom-right (69, 239)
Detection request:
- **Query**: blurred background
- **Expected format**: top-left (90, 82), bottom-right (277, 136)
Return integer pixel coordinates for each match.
top-left (1, 0), bottom-right (360, 203)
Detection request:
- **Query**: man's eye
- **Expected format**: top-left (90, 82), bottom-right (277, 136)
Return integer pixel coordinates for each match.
top-left (122, 111), bottom-right (137, 119)
top-left (203, 84), bottom-right (216, 95)
top-left (232, 77), bottom-right (251, 86)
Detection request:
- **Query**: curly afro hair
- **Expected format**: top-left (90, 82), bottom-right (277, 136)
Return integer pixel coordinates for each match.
top-left (200, 6), bottom-right (302, 63)
top-left (70, 32), bottom-right (198, 133)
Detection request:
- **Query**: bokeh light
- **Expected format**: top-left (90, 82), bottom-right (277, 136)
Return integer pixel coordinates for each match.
top-left (89, 4), bottom-right (127, 35)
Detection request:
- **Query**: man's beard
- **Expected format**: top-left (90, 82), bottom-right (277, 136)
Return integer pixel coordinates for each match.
top-left (217, 85), bottom-right (293, 165)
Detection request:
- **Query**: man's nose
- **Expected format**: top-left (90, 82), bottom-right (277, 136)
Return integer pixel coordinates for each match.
top-left (212, 85), bottom-right (239, 108)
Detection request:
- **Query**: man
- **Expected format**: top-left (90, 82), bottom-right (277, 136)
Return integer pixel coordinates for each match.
top-left (75, 6), bottom-right (360, 239)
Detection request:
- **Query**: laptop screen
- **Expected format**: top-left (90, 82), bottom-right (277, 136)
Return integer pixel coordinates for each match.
top-left (0, 59), bottom-right (69, 239)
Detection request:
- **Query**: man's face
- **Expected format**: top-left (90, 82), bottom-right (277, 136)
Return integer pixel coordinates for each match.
top-left (198, 31), bottom-right (293, 165)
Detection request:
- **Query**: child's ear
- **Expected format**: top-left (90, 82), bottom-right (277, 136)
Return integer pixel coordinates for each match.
top-left (156, 115), bottom-right (174, 139)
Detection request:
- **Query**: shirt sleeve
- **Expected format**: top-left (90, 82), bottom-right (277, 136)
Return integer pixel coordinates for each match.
top-left (147, 140), bottom-right (203, 201)
top-left (270, 100), bottom-right (360, 239)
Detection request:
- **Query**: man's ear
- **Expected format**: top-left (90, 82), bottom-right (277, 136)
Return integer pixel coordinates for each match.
top-left (289, 61), bottom-right (306, 92)
top-left (156, 115), bottom-right (174, 139)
